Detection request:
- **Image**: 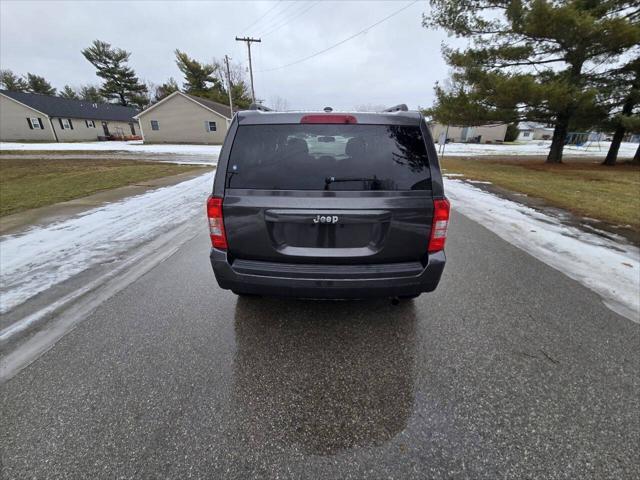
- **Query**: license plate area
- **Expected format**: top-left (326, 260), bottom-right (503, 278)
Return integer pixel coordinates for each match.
top-left (265, 209), bottom-right (390, 255)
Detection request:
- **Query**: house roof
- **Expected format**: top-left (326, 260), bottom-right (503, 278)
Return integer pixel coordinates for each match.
top-left (0, 90), bottom-right (139, 122)
top-left (183, 93), bottom-right (235, 119)
top-left (134, 91), bottom-right (236, 120)
top-left (518, 121), bottom-right (554, 131)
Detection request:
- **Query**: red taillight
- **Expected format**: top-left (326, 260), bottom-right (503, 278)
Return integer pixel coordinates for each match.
top-left (428, 199), bottom-right (450, 253)
top-left (206, 196), bottom-right (227, 249)
top-left (300, 114), bottom-right (357, 124)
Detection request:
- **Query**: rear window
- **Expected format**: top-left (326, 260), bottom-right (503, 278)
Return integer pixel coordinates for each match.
top-left (226, 124), bottom-right (431, 191)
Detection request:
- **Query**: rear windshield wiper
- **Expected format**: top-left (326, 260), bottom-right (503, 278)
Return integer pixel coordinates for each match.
top-left (324, 176), bottom-right (381, 190)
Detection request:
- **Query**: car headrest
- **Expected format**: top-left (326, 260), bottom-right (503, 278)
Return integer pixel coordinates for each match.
top-left (345, 137), bottom-right (366, 157)
top-left (287, 137), bottom-right (309, 155)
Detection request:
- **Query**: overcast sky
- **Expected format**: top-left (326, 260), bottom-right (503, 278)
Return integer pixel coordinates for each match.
top-left (0, 0), bottom-right (461, 110)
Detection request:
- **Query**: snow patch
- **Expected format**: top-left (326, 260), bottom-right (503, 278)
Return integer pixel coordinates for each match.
top-left (445, 179), bottom-right (640, 322)
top-left (1, 140), bottom-right (222, 156)
top-left (0, 172), bottom-right (213, 314)
top-left (436, 140), bottom-right (638, 157)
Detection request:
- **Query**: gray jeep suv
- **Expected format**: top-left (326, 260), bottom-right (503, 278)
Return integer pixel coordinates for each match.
top-left (207, 105), bottom-right (449, 299)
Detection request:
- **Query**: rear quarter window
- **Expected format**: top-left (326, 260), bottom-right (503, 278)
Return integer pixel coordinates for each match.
top-left (226, 124), bottom-right (431, 191)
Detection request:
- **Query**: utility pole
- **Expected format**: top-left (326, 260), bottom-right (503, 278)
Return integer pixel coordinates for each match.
top-left (235, 36), bottom-right (261, 104)
top-left (224, 54), bottom-right (234, 115)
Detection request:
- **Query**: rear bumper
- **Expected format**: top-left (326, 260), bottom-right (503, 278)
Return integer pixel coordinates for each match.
top-left (209, 249), bottom-right (446, 298)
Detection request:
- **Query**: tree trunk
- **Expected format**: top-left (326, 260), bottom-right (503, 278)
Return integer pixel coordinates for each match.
top-left (603, 95), bottom-right (634, 166)
top-left (602, 126), bottom-right (625, 166)
top-left (633, 143), bottom-right (640, 164)
top-left (547, 114), bottom-right (569, 163)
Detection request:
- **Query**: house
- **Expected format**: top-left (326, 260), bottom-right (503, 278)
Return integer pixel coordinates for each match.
top-left (0, 90), bottom-right (139, 142)
top-left (134, 91), bottom-right (235, 144)
top-left (517, 122), bottom-right (554, 141)
top-left (429, 123), bottom-right (508, 144)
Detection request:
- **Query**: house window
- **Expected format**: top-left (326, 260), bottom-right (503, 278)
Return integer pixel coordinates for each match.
top-left (60, 118), bottom-right (73, 130)
top-left (27, 117), bottom-right (43, 129)
top-left (85, 120), bottom-right (96, 128)
top-left (206, 121), bottom-right (217, 132)
top-left (150, 120), bottom-right (160, 131)
top-left (522, 131), bottom-right (531, 137)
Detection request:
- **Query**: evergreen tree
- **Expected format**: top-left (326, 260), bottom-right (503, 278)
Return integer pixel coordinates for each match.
top-left (504, 123), bottom-right (519, 142)
top-left (82, 40), bottom-right (148, 107)
top-left (175, 50), bottom-right (218, 94)
top-left (174, 51), bottom-right (252, 108)
top-left (600, 58), bottom-right (640, 165)
top-left (78, 85), bottom-right (104, 103)
top-left (425, 0), bottom-right (640, 163)
top-left (154, 77), bottom-right (179, 102)
top-left (26, 73), bottom-right (57, 95)
top-left (59, 85), bottom-right (79, 99)
top-left (213, 58), bottom-right (253, 109)
top-left (0, 69), bottom-right (27, 91)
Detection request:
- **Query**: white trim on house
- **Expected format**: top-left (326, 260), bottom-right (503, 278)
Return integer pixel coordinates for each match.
top-left (133, 91), bottom-right (231, 121)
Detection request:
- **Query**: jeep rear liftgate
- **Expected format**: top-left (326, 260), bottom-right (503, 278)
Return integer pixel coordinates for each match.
top-left (220, 123), bottom-right (436, 265)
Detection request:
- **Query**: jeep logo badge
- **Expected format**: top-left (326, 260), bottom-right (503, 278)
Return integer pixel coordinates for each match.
top-left (313, 215), bottom-right (339, 224)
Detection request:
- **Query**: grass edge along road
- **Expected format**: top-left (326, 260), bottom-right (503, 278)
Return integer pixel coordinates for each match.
top-left (441, 156), bottom-right (640, 232)
top-left (0, 157), bottom-right (211, 217)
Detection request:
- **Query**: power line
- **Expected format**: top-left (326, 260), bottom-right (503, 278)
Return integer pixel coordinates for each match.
top-left (254, 1), bottom-right (301, 35)
top-left (242, 0), bottom-right (283, 33)
top-left (261, 1), bottom-right (321, 38)
top-left (259, 0), bottom-right (419, 72)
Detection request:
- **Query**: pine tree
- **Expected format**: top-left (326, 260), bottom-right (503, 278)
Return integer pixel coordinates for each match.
top-left (154, 77), bottom-right (179, 102)
top-left (26, 73), bottom-right (57, 95)
top-left (175, 50), bottom-right (218, 94)
top-left (59, 85), bottom-right (79, 99)
top-left (78, 85), bottom-right (104, 103)
top-left (601, 58), bottom-right (640, 165)
top-left (213, 58), bottom-right (253, 109)
top-left (82, 40), bottom-right (148, 107)
top-left (0, 69), bottom-right (28, 91)
top-left (425, 1), bottom-right (640, 163)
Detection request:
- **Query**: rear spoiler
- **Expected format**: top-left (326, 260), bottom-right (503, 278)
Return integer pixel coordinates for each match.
top-left (249, 103), bottom-right (273, 112)
top-left (382, 104), bottom-right (408, 112)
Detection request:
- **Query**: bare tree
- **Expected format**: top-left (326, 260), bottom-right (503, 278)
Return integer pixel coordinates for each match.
top-left (270, 95), bottom-right (290, 111)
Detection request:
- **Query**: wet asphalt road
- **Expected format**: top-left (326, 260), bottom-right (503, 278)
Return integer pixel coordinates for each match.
top-left (1, 211), bottom-right (638, 479)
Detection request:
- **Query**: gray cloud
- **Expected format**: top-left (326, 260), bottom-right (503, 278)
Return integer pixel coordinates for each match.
top-left (0, 0), bottom-right (458, 110)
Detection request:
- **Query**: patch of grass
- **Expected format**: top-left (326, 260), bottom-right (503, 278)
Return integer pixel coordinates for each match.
top-left (441, 157), bottom-right (640, 230)
top-left (0, 158), bottom-right (210, 216)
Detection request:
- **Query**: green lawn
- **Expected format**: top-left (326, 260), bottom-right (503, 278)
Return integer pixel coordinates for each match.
top-left (441, 157), bottom-right (640, 230)
top-left (0, 158), bottom-right (210, 216)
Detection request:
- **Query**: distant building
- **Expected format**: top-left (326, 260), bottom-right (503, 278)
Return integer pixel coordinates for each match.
top-left (429, 123), bottom-right (508, 144)
top-left (516, 122), bottom-right (554, 141)
top-left (0, 90), bottom-right (139, 142)
top-left (135, 91), bottom-right (235, 144)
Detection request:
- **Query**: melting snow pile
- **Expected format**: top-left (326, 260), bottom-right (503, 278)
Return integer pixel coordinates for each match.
top-left (436, 140), bottom-right (638, 157)
top-left (445, 178), bottom-right (640, 321)
top-left (0, 172), bottom-right (213, 314)
top-left (0, 140), bottom-right (223, 156)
